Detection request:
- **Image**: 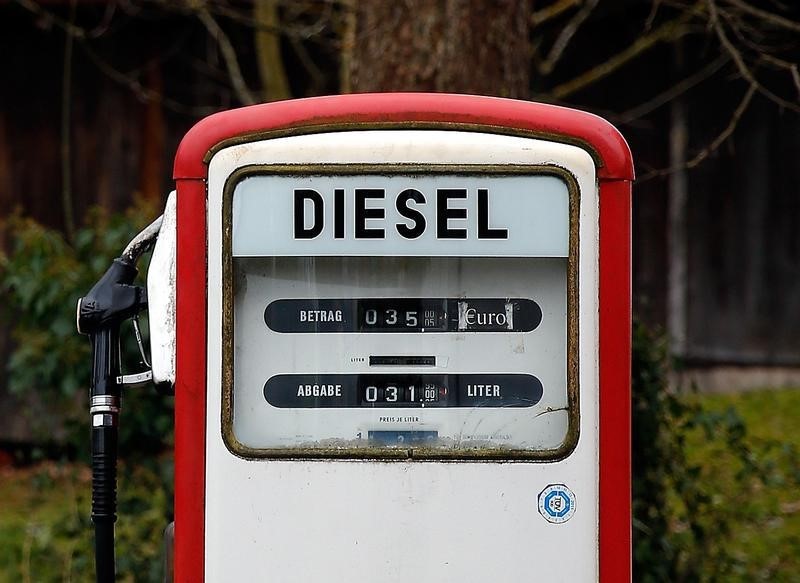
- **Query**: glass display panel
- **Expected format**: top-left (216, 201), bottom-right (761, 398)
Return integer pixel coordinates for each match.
top-left (231, 255), bottom-right (570, 454)
top-left (225, 170), bottom-right (576, 457)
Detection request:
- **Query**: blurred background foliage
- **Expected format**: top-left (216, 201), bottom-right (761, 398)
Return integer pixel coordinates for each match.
top-left (0, 197), bottom-right (173, 458)
top-left (0, 461), bottom-right (172, 583)
top-left (0, 200), bottom-right (174, 582)
top-left (632, 323), bottom-right (800, 581)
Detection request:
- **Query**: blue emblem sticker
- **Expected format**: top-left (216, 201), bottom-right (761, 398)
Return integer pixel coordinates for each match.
top-left (538, 484), bottom-right (576, 524)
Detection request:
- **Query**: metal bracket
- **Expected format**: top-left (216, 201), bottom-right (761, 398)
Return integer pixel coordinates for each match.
top-left (132, 314), bottom-right (151, 369)
top-left (116, 370), bottom-right (153, 388)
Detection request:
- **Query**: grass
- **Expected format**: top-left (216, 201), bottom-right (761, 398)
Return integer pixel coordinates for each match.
top-left (683, 388), bottom-right (800, 581)
top-left (0, 460), bottom-right (170, 583)
top-left (0, 389), bottom-right (797, 582)
top-left (0, 463), bottom-right (92, 583)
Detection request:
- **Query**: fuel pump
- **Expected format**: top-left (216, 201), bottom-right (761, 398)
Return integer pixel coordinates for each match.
top-left (77, 93), bottom-right (633, 582)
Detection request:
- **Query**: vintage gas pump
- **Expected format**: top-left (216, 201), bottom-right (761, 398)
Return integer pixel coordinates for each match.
top-left (79, 93), bottom-right (633, 582)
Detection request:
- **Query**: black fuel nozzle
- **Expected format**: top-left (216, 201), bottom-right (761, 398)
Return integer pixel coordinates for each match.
top-left (77, 257), bottom-right (148, 583)
top-left (77, 258), bottom-right (146, 338)
top-left (78, 215), bottom-right (162, 583)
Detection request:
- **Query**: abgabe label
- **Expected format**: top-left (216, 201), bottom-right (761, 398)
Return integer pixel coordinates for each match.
top-left (263, 373), bottom-right (544, 409)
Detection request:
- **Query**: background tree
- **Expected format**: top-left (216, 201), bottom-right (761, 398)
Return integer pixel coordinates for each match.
top-left (342, 0), bottom-right (531, 97)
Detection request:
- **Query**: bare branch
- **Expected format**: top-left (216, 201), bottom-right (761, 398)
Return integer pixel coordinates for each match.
top-left (86, 1), bottom-right (117, 39)
top-left (717, 7), bottom-right (768, 49)
top-left (530, 0), bottom-right (581, 27)
top-left (152, 0), bottom-right (333, 40)
top-left (685, 82), bottom-right (756, 168)
top-left (13, 0), bottom-right (86, 38)
top-left (267, 0), bottom-right (333, 40)
top-left (289, 36), bottom-right (326, 90)
top-left (538, 0), bottom-right (599, 76)
top-left (724, 0), bottom-right (800, 33)
top-left (644, 0), bottom-right (664, 30)
top-left (15, 0), bottom-right (216, 115)
top-left (759, 54), bottom-right (800, 98)
top-left (81, 43), bottom-right (219, 116)
top-left (620, 54), bottom-right (729, 122)
top-left (637, 82), bottom-right (757, 182)
top-left (706, 1), bottom-right (756, 86)
top-left (550, 11), bottom-right (694, 99)
top-left (707, 0), bottom-right (800, 112)
top-left (196, 5), bottom-right (258, 105)
top-left (204, 2), bottom-right (283, 35)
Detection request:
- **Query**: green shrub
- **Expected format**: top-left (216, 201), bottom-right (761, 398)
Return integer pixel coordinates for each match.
top-left (1, 203), bottom-right (175, 581)
top-left (0, 460), bottom-right (172, 583)
top-left (632, 322), bottom-right (800, 581)
top-left (0, 200), bottom-right (173, 458)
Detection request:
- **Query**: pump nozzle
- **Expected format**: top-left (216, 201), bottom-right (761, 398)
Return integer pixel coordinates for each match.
top-left (77, 216), bottom-right (162, 583)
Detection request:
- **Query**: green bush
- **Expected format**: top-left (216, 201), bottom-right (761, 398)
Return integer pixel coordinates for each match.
top-left (1, 200), bottom-right (173, 458)
top-left (1, 203), bottom-right (175, 581)
top-left (0, 460), bottom-right (172, 583)
top-left (632, 322), bottom-right (800, 581)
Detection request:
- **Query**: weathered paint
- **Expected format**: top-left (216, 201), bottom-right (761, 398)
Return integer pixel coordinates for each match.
top-left (148, 190), bottom-right (176, 387)
top-left (206, 131), bottom-right (597, 581)
top-left (173, 95), bottom-right (633, 582)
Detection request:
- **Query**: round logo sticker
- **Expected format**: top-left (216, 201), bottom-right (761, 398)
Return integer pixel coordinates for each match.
top-left (538, 484), bottom-right (576, 524)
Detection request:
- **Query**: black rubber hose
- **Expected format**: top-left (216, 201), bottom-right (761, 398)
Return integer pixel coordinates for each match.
top-left (90, 327), bottom-right (120, 583)
top-left (92, 426), bottom-right (117, 582)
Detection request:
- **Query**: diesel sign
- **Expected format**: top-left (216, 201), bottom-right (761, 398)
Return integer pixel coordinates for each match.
top-left (231, 172), bottom-right (570, 258)
top-left (293, 187), bottom-right (508, 240)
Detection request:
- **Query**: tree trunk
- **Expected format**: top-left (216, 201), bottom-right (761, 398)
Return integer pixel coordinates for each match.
top-left (343, 0), bottom-right (531, 98)
top-left (254, 0), bottom-right (291, 102)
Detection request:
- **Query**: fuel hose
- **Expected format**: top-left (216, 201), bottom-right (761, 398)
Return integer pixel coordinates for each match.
top-left (78, 215), bottom-right (162, 582)
top-left (89, 325), bottom-right (120, 583)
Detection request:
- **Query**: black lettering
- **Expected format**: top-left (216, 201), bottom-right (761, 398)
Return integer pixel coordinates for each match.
top-left (334, 188), bottom-right (345, 239)
top-left (395, 189), bottom-right (426, 239)
top-left (355, 189), bottom-right (385, 239)
top-left (437, 189), bottom-right (467, 239)
top-left (294, 189), bottom-right (324, 239)
top-left (477, 188), bottom-right (508, 239)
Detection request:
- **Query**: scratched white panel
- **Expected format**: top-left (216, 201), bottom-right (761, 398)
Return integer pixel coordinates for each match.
top-left (232, 256), bottom-right (569, 451)
top-left (205, 130), bottom-right (599, 582)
